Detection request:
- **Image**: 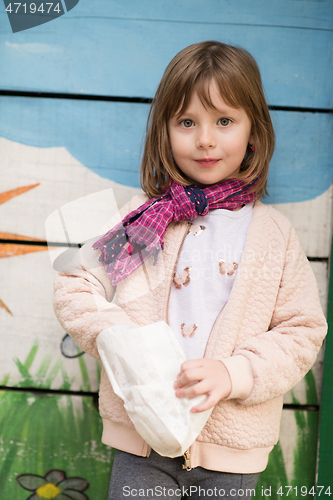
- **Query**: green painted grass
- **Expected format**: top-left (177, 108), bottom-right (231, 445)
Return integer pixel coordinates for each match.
top-left (0, 344), bottom-right (113, 499)
top-left (256, 370), bottom-right (319, 499)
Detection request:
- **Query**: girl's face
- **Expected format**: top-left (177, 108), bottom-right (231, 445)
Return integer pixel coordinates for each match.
top-left (168, 81), bottom-right (254, 186)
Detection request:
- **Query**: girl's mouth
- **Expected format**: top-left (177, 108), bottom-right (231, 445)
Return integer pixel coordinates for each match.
top-left (195, 158), bottom-right (220, 167)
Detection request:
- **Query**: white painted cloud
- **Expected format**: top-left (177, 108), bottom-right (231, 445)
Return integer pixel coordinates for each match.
top-left (5, 41), bottom-right (61, 54)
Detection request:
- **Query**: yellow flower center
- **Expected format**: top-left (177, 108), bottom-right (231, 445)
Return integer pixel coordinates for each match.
top-left (36, 483), bottom-right (62, 499)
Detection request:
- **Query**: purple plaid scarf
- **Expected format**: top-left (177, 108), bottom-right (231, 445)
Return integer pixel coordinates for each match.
top-left (93, 178), bottom-right (258, 285)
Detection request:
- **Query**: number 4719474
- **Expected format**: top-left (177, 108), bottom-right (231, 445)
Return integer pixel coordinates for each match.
top-left (276, 486), bottom-right (331, 496)
top-left (5, 3), bottom-right (62, 14)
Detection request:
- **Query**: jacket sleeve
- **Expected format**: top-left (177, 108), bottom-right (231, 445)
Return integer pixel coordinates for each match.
top-left (229, 224), bottom-right (327, 405)
top-left (53, 195), bottom-right (146, 360)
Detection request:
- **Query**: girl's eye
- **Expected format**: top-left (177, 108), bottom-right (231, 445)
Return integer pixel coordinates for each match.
top-left (181, 119), bottom-right (194, 128)
top-left (219, 118), bottom-right (231, 127)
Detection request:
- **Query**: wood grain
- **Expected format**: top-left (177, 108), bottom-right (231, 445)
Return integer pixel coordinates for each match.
top-left (0, 1), bottom-right (332, 107)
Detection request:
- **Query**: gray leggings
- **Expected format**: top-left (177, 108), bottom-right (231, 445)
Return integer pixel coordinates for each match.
top-left (108, 450), bottom-right (260, 500)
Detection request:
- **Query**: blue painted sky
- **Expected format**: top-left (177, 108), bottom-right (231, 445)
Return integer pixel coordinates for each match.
top-left (0, 97), bottom-right (332, 204)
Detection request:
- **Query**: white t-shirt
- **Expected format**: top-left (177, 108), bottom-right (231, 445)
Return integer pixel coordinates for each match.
top-left (168, 203), bottom-right (253, 360)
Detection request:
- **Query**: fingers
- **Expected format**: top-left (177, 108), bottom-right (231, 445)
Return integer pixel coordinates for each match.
top-left (174, 358), bottom-right (219, 391)
top-left (174, 377), bottom-right (211, 400)
top-left (190, 393), bottom-right (217, 413)
top-left (175, 366), bottom-right (204, 389)
top-left (173, 358), bottom-right (232, 413)
top-left (175, 359), bottom-right (207, 387)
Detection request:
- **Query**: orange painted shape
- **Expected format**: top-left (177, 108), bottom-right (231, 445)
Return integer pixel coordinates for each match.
top-left (0, 243), bottom-right (51, 258)
top-left (0, 183), bottom-right (40, 205)
top-left (0, 299), bottom-right (12, 315)
top-left (0, 232), bottom-right (45, 242)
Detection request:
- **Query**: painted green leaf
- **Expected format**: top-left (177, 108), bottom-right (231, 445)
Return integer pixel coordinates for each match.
top-left (16, 473), bottom-right (47, 491)
top-left (59, 477), bottom-right (89, 491)
top-left (45, 469), bottom-right (66, 484)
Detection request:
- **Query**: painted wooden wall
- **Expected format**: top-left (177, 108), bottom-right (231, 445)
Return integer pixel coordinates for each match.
top-left (0, 1), bottom-right (332, 498)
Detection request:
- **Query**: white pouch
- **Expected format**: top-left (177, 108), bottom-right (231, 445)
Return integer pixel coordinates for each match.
top-left (96, 321), bottom-right (213, 457)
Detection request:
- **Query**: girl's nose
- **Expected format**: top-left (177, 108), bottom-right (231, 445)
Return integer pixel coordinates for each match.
top-left (196, 127), bottom-right (216, 149)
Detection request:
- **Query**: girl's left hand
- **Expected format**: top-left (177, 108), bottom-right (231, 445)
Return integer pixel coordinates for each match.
top-left (173, 358), bottom-right (232, 413)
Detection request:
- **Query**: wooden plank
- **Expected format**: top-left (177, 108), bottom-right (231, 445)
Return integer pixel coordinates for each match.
top-left (69, 0), bottom-right (333, 30)
top-left (0, 98), bottom-right (148, 193)
top-left (284, 261), bottom-right (327, 406)
top-left (0, 389), bottom-right (113, 499)
top-left (0, 134), bottom-right (142, 242)
top-left (267, 111), bottom-right (333, 204)
top-left (257, 409), bottom-right (320, 497)
top-left (0, 246), bottom-right (102, 392)
top-left (310, 262), bottom-right (329, 318)
top-left (271, 185), bottom-right (333, 259)
top-left (317, 233), bottom-right (333, 486)
top-left (0, 99), bottom-right (332, 207)
top-left (0, 3), bottom-right (332, 107)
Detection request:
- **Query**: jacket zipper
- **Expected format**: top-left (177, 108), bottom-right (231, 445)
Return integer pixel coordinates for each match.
top-left (182, 448), bottom-right (192, 471)
top-left (165, 221), bottom-right (192, 471)
top-left (179, 310), bottom-right (226, 471)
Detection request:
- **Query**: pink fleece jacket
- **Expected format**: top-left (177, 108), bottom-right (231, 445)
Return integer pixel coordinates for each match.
top-left (53, 197), bottom-right (327, 474)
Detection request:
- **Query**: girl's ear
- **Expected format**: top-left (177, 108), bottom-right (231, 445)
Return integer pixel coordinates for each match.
top-left (249, 130), bottom-right (256, 146)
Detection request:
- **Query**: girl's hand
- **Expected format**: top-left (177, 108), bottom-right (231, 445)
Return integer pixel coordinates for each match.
top-left (173, 358), bottom-right (232, 413)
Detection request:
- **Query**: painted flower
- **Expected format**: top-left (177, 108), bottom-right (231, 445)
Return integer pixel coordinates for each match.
top-left (16, 469), bottom-right (89, 499)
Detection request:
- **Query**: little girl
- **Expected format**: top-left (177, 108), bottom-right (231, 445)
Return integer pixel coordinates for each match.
top-left (54, 41), bottom-right (327, 499)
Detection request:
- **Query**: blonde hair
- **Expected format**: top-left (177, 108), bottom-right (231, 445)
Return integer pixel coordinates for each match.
top-left (140, 41), bottom-right (275, 199)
